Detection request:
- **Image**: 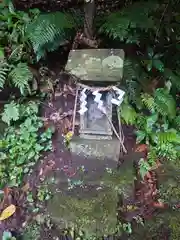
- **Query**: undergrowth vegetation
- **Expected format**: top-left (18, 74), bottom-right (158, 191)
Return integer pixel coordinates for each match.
top-left (0, 0), bottom-right (180, 239)
top-left (0, 101), bottom-right (53, 187)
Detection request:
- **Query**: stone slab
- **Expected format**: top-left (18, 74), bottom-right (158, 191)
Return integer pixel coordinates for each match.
top-left (65, 49), bottom-right (124, 82)
top-left (69, 136), bottom-right (120, 161)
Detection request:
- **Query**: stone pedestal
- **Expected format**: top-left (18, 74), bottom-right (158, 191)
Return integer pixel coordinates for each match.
top-left (69, 136), bottom-right (120, 161)
top-left (47, 156), bottom-right (134, 238)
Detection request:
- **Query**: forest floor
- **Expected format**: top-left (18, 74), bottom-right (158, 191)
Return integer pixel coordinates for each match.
top-left (0, 73), bottom-right (174, 240)
top-left (0, 77), bottom-right (137, 239)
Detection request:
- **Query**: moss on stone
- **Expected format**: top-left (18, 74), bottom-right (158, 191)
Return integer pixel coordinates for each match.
top-left (47, 167), bottom-right (134, 238)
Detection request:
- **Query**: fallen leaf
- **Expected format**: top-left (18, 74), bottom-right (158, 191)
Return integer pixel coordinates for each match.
top-left (135, 144), bottom-right (148, 153)
top-left (0, 204), bottom-right (16, 221)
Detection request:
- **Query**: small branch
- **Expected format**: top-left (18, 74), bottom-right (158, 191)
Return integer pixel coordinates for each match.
top-left (117, 107), bottom-right (126, 154)
top-left (155, 2), bottom-right (169, 41)
top-left (104, 111), bottom-right (127, 154)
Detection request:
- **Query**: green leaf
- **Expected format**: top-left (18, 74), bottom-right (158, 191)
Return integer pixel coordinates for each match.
top-left (8, 63), bottom-right (33, 95)
top-left (2, 231), bottom-right (12, 240)
top-left (154, 88), bottom-right (176, 117)
top-left (0, 48), bottom-right (4, 59)
top-left (141, 93), bottom-right (155, 112)
top-left (120, 103), bottom-right (137, 125)
top-left (136, 130), bottom-right (146, 143)
top-left (26, 12), bottom-right (76, 61)
top-left (147, 61), bottom-right (152, 71)
top-left (139, 159), bottom-right (151, 179)
top-left (157, 130), bottom-right (179, 144)
top-left (2, 102), bottom-right (19, 125)
top-left (0, 60), bottom-right (9, 88)
top-left (153, 53), bottom-right (163, 59)
top-left (146, 114), bottom-right (158, 132)
top-left (147, 47), bottom-right (154, 58)
top-left (152, 59), bottom-right (164, 72)
top-left (8, 1), bottom-right (15, 14)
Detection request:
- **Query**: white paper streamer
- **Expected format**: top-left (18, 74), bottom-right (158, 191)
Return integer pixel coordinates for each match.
top-left (78, 86), bottom-right (125, 115)
top-left (111, 97), bottom-right (124, 106)
top-left (94, 93), bottom-right (102, 103)
top-left (78, 88), bottom-right (88, 115)
top-left (79, 107), bottom-right (88, 115)
top-left (112, 86), bottom-right (125, 98)
top-left (92, 90), bottom-right (106, 113)
top-left (111, 86), bottom-right (125, 106)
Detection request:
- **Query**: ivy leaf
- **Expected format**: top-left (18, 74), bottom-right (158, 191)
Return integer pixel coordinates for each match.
top-left (152, 59), bottom-right (164, 72)
top-left (2, 102), bottom-right (19, 125)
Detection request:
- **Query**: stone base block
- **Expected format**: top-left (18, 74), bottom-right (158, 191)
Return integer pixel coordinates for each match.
top-left (69, 136), bottom-right (120, 161)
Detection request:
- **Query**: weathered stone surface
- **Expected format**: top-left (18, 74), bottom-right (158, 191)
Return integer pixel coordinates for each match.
top-left (47, 156), bottom-right (134, 237)
top-left (69, 136), bottom-right (120, 161)
top-left (65, 49), bottom-right (124, 82)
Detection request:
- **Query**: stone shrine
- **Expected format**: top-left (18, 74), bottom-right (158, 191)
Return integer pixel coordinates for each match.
top-left (65, 49), bottom-right (125, 161)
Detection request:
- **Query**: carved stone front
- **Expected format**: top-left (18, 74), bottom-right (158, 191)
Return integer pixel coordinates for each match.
top-left (79, 91), bottom-right (112, 140)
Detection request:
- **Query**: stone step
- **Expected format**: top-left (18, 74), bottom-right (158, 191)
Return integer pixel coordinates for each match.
top-left (69, 136), bottom-right (120, 161)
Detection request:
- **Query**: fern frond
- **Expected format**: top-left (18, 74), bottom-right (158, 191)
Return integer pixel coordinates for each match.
top-left (99, 2), bottom-right (158, 41)
top-left (156, 143), bottom-right (178, 161)
top-left (157, 130), bottom-right (179, 144)
top-left (154, 88), bottom-right (176, 118)
top-left (174, 115), bottom-right (180, 130)
top-left (0, 60), bottom-right (9, 88)
top-left (123, 58), bottom-right (138, 80)
top-left (26, 12), bottom-right (76, 61)
top-left (147, 147), bottom-right (158, 166)
top-left (8, 63), bottom-right (33, 95)
top-left (120, 102), bottom-right (137, 125)
top-left (136, 115), bottom-right (147, 129)
top-left (123, 58), bottom-right (149, 87)
top-left (126, 80), bottom-right (141, 102)
top-left (141, 93), bottom-right (155, 112)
